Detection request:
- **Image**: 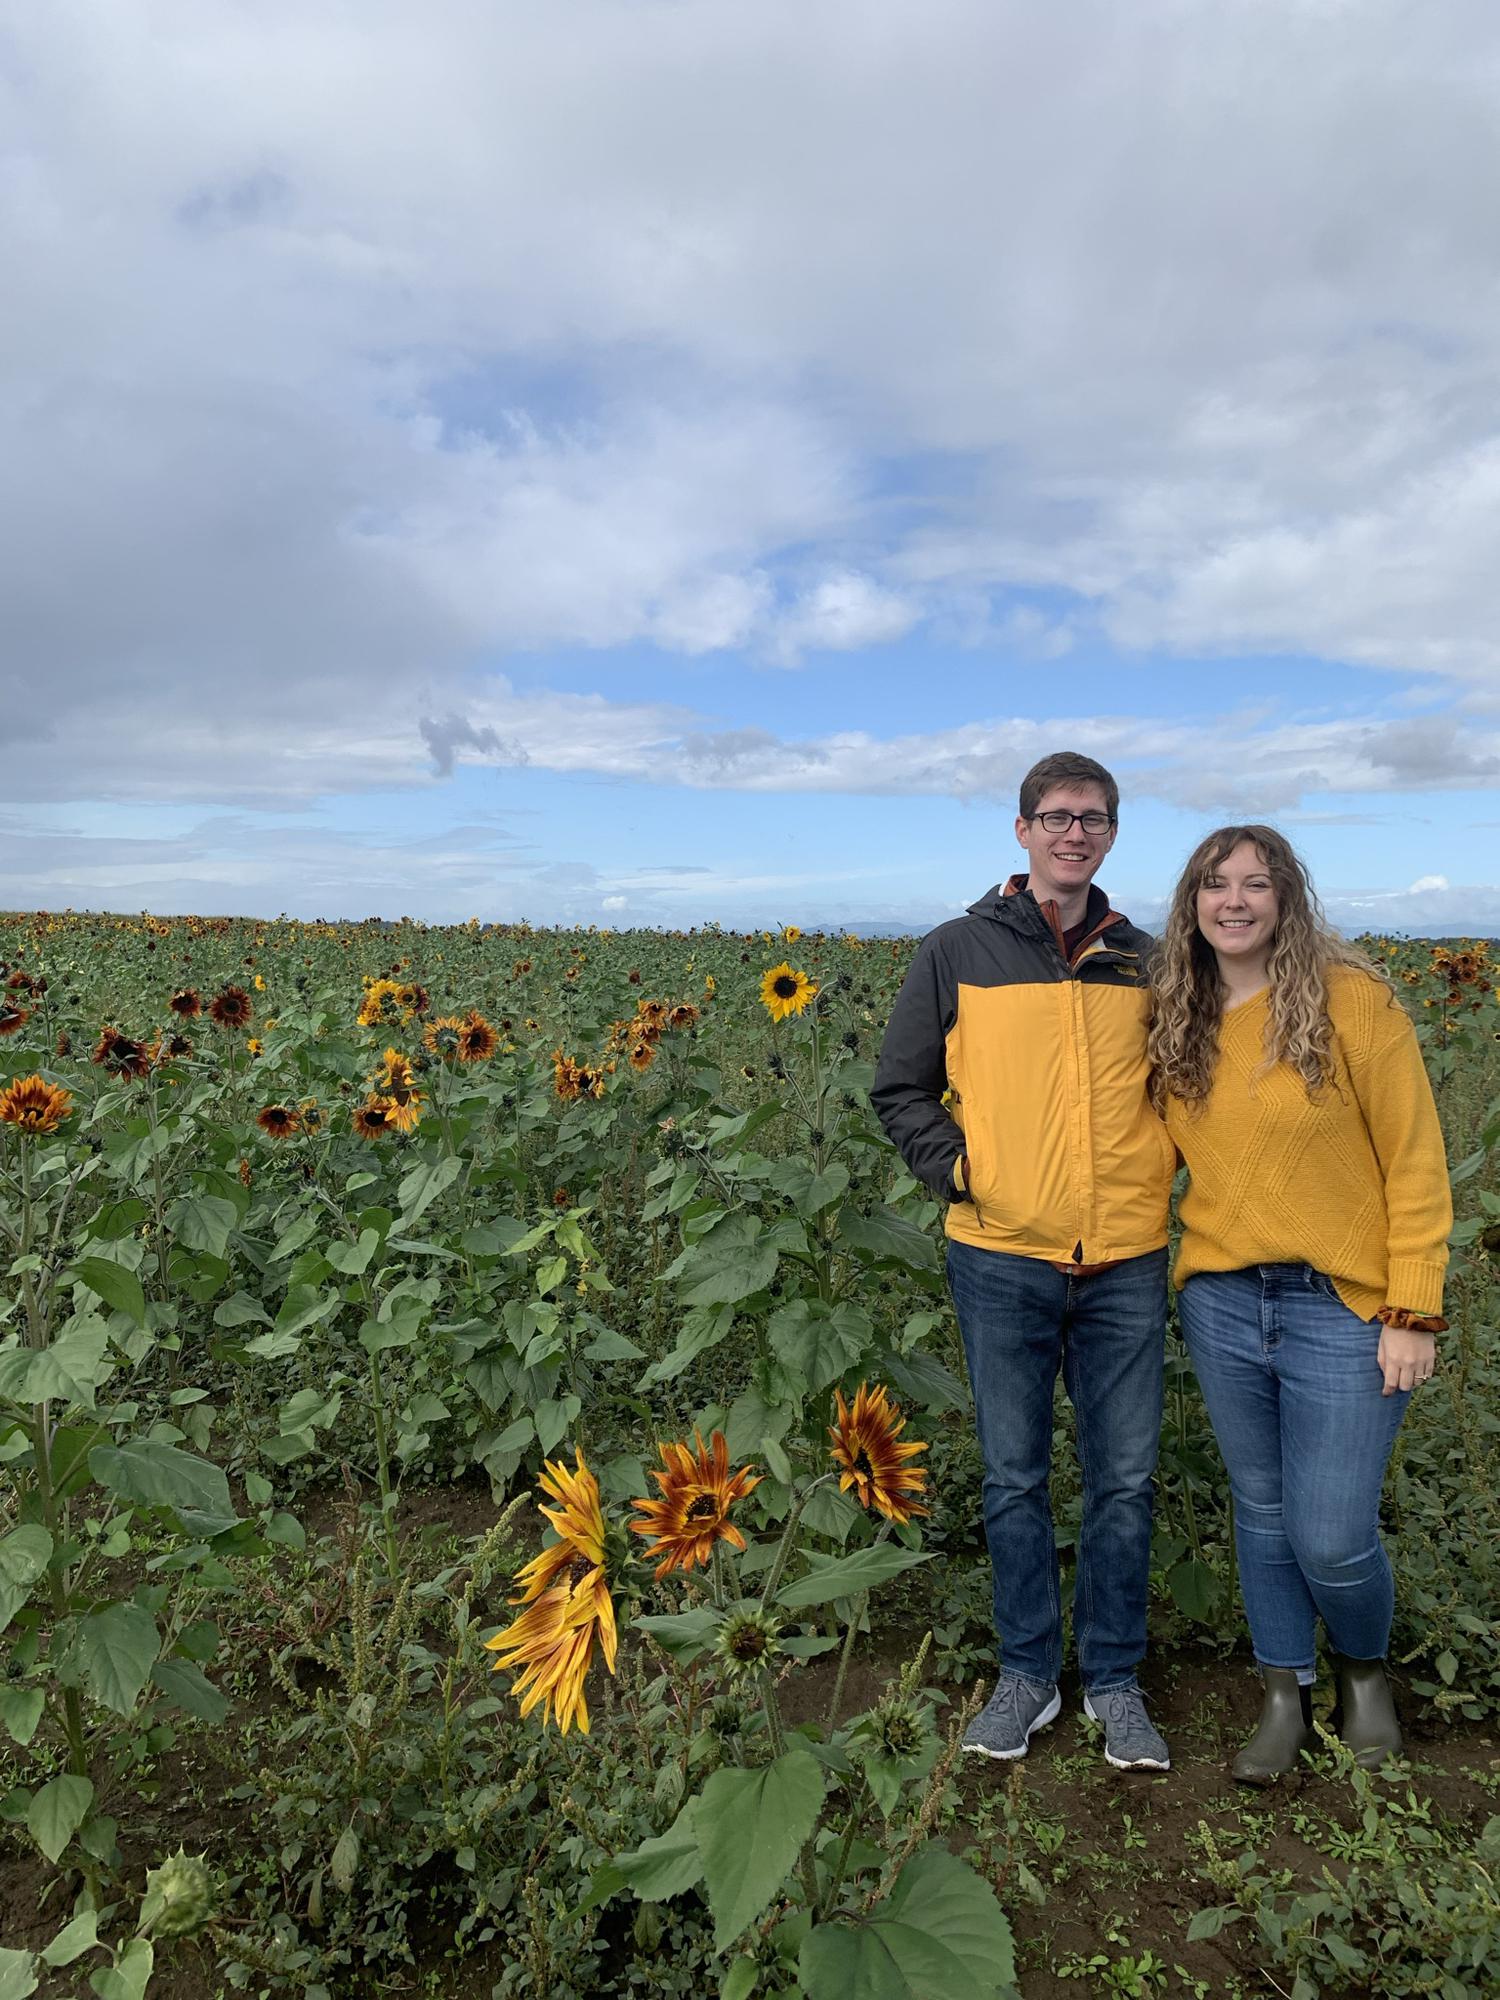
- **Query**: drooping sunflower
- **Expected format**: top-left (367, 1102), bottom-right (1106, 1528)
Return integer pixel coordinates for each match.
top-left (208, 985), bottom-right (253, 1030)
top-left (256, 1103), bottom-right (302, 1141)
top-left (383, 1089), bottom-right (423, 1134)
top-left (828, 1383), bottom-right (929, 1525)
top-left (627, 1039), bottom-right (655, 1071)
top-left (373, 1047), bottom-right (416, 1095)
top-left (667, 1003), bottom-right (699, 1031)
top-left (630, 1430), bottom-right (761, 1580)
top-left (759, 963), bottom-right (818, 1023)
top-left (485, 1450), bottom-right (618, 1735)
top-left (457, 1010), bottom-right (498, 1062)
top-left (351, 1096), bottom-right (396, 1140)
top-left (0, 1074), bottom-right (73, 1135)
top-left (0, 1005), bottom-right (31, 1038)
top-left (91, 1027), bottom-right (152, 1079)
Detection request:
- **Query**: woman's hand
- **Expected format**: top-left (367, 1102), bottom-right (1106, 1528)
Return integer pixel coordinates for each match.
top-left (1376, 1324), bottom-right (1437, 1396)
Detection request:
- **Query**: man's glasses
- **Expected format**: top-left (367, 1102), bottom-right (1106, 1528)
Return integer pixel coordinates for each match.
top-left (1029, 810), bottom-right (1115, 834)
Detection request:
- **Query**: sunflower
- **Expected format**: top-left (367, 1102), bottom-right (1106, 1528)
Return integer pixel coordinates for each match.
top-left (209, 985), bottom-right (253, 1030)
top-left (782, 925), bottom-right (802, 944)
top-left (828, 1383), bottom-right (929, 1525)
top-left (383, 1090), bottom-right (424, 1134)
top-left (627, 1039), bottom-right (655, 1071)
top-left (484, 1450), bottom-right (618, 1735)
top-left (373, 1048), bottom-right (416, 1095)
top-left (667, 1003), bottom-right (699, 1031)
top-left (256, 1104), bottom-right (301, 1140)
top-left (91, 1027), bottom-right (152, 1079)
top-left (351, 1096), bottom-right (396, 1140)
top-left (0, 1005), bottom-right (30, 1038)
top-left (631, 1430), bottom-right (761, 1580)
top-left (0, 1074), bottom-right (73, 1135)
top-left (457, 1010), bottom-right (498, 1062)
top-left (422, 1015), bottom-right (465, 1063)
top-left (759, 963), bottom-right (818, 1023)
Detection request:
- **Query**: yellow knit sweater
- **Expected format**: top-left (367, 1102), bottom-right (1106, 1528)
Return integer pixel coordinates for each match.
top-left (1166, 967), bottom-right (1450, 1320)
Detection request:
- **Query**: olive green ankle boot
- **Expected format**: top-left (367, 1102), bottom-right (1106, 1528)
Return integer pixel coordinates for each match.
top-left (1233, 1668), bottom-right (1314, 1785)
top-left (1332, 1655), bottom-right (1402, 1768)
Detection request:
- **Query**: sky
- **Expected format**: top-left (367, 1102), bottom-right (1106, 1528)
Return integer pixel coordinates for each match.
top-left (2, 0), bottom-right (1499, 935)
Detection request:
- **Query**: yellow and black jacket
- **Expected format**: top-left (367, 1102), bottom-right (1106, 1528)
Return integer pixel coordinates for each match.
top-left (873, 877), bottom-right (1173, 1265)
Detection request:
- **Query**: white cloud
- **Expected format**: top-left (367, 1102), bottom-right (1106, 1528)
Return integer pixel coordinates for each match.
top-left (5, 0), bottom-right (1500, 772)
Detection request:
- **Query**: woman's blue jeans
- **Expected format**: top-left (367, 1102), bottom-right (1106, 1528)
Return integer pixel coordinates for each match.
top-left (947, 1241), bottom-right (1167, 1692)
top-left (1178, 1265), bottom-right (1411, 1670)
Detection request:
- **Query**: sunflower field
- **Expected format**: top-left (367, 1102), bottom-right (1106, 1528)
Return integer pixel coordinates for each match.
top-left (0, 911), bottom-right (1497, 2000)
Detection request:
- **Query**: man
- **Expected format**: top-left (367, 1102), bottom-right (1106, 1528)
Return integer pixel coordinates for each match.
top-left (872, 752), bottom-right (1173, 1770)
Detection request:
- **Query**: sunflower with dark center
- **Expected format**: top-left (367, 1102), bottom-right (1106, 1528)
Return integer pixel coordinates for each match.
top-left (713, 1607), bottom-right (783, 1677)
top-left (208, 985), bottom-right (253, 1030)
top-left (630, 1430), bottom-right (760, 1579)
top-left (91, 1027), bottom-right (152, 1079)
top-left (667, 1003), bottom-right (699, 1031)
top-left (0, 1074), bottom-right (73, 1135)
top-left (628, 1040), bottom-right (655, 1071)
top-left (484, 1450), bottom-right (618, 1736)
top-left (351, 1097), bottom-right (396, 1140)
top-left (457, 1010), bottom-right (498, 1062)
top-left (0, 1005), bottom-right (31, 1038)
top-left (256, 1104), bottom-right (301, 1141)
top-left (422, 1016), bottom-right (465, 1062)
top-left (760, 961), bottom-right (818, 1023)
top-left (168, 988), bottom-right (201, 1017)
top-left (829, 1382), bottom-right (929, 1525)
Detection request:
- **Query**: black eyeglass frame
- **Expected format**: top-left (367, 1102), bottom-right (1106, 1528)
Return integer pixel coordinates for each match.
top-left (1026, 810), bottom-right (1117, 834)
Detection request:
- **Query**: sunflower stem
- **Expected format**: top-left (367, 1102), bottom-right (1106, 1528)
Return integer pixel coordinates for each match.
top-left (825, 1596), bottom-right (864, 1733)
top-left (758, 1667), bottom-right (787, 1759)
top-left (818, 1769), bottom-right (871, 1919)
top-left (758, 1472), bottom-right (833, 1612)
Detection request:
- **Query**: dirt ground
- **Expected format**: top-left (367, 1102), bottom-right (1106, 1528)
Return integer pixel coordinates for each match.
top-left (4, 1603), bottom-right (1496, 1998)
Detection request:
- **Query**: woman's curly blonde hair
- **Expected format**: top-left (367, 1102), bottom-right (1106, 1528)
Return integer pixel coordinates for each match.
top-left (1147, 824), bottom-right (1391, 1112)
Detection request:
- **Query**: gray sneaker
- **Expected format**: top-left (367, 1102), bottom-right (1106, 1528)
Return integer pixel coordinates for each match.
top-left (1082, 1685), bottom-right (1170, 1770)
top-left (963, 1674), bottom-right (1062, 1761)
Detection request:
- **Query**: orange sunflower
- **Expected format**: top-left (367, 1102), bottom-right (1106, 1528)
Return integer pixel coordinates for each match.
top-left (256, 1103), bottom-right (302, 1140)
top-left (0, 1005), bottom-right (31, 1038)
top-left (631, 1430), bottom-right (761, 1580)
top-left (351, 1096), bottom-right (396, 1140)
top-left (484, 1450), bottom-right (618, 1735)
top-left (828, 1383), bottom-right (929, 1525)
top-left (0, 1074), bottom-right (73, 1135)
top-left (457, 1010), bottom-right (498, 1062)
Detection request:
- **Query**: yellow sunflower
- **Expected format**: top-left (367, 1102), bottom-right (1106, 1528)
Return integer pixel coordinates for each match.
top-left (485, 1450), bottom-right (618, 1735)
top-left (0, 1074), bottom-right (73, 1135)
top-left (828, 1383), bottom-right (929, 1525)
top-left (759, 962), bottom-right (818, 1023)
top-left (630, 1430), bottom-right (761, 1580)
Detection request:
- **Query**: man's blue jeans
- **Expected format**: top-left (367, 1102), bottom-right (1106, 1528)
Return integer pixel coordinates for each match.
top-left (947, 1241), bottom-right (1167, 1692)
top-left (1178, 1264), bottom-right (1410, 1670)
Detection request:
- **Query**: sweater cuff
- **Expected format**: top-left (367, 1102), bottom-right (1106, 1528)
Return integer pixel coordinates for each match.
top-left (1383, 1258), bottom-right (1447, 1317)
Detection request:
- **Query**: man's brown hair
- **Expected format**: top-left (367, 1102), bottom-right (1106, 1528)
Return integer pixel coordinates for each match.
top-left (1018, 752), bottom-right (1119, 822)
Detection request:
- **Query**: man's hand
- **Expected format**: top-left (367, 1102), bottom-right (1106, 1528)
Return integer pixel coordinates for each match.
top-left (1377, 1325), bottom-right (1436, 1396)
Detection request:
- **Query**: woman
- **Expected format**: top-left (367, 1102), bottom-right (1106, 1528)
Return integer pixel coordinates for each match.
top-left (1148, 826), bottom-right (1450, 1783)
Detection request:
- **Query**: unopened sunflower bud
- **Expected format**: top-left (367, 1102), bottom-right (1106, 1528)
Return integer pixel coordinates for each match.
top-left (713, 1606), bottom-right (783, 1677)
top-left (140, 1848), bottom-right (216, 1938)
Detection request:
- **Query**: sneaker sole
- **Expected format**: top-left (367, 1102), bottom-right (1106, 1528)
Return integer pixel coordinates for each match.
top-left (961, 1688), bottom-right (1062, 1761)
top-left (1082, 1695), bottom-right (1171, 1771)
